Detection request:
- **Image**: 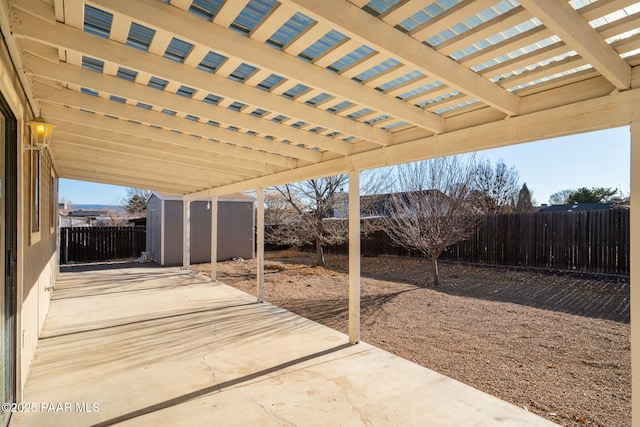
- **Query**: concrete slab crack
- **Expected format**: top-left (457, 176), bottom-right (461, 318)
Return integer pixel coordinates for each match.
top-left (200, 324), bottom-right (219, 391)
top-left (240, 390), bottom-right (298, 427)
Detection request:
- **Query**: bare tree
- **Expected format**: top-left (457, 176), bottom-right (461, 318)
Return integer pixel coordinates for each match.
top-left (103, 208), bottom-right (128, 226)
top-left (266, 175), bottom-right (348, 265)
top-left (549, 189), bottom-right (573, 205)
top-left (265, 170), bottom-right (391, 266)
top-left (264, 189), bottom-right (298, 226)
top-left (382, 156), bottom-right (479, 286)
top-left (471, 159), bottom-right (520, 213)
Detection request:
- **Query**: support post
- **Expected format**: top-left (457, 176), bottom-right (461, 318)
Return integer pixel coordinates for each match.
top-left (348, 171), bottom-right (360, 344)
top-left (210, 196), bottom-right (218, 281)
top-left (256, 188), bottom-right (265, 303)
top-left (631, 121), bottom-right (639, 426)
top-left (182, 199), bottom-right (191, 270)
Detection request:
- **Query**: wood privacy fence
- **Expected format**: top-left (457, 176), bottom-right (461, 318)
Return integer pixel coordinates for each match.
top-left (326, 210), bottom-right (630, 275)
top-left (60, 226), bottom-right (146, 264)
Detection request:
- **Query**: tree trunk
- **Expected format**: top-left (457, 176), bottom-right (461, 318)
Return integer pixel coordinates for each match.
top-left (431, 257), bottom-right (439, 287)
top-left (315, 237), bottom-right (325, 266)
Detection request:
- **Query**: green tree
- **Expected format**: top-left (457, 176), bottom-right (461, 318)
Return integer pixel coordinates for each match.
top-left (122, 188), bottom-right (152, 215)
top-left (515, 183), bottom-right (534, 212)
top-left (566, 187), bottom-right (617, 204)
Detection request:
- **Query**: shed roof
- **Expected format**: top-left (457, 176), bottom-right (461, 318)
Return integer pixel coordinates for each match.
top-left (1, 0), bottom-right (638, 198)
top-left (153, 191), bottom-right (254, 201)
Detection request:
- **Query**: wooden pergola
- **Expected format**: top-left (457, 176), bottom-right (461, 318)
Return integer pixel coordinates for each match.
top-left (2, 0), bottom-right (639, 421)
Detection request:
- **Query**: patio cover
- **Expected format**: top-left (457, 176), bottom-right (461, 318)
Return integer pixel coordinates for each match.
top-left (1, 0), bottom-right (638, 195)
top-left (1, 0), bottom-right (639, 422)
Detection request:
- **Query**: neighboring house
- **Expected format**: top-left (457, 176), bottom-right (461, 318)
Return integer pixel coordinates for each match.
top-left (60, 209), bottom-right (116, 227)
top-left (66, 209), bottom-right (110, 226)
top-left (59, 215), bottom-right (90, 228)
top-left (146, 192), bottom-right (254, 266)
top-left (329, 190), bottom-right (349, 218)
top-left (538, 203), bottom-right (616, 212)
top-left (128, 216), bottom-right (147, 228)
top-left (329, 190), bottom-right (452, 219)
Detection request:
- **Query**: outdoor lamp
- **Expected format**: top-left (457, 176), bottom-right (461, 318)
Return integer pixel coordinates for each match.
top-left (26, 116), bottom-right (54, 149)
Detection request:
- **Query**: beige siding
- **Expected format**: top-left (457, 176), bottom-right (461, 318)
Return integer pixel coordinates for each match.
top-left (1, 37), bottom-right (58, 397)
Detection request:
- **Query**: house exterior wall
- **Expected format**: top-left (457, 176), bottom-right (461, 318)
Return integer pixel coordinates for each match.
top-left (149, 197), bottom-right (254, 266)
top-left (1, 37), bottom-right (58, 401)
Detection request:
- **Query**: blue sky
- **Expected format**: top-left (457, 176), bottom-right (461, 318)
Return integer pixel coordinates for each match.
top-left (59, 126), bottom-right (631, 206)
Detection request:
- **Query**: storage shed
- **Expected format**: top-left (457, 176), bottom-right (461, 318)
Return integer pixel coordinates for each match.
top-left (146, 192), bottom-right (254, 266)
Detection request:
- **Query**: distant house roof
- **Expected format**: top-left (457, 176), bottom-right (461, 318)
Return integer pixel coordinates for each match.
top-left (68, 209), bottom-right (109, 218)
top-left (538, 203), bottom-right (615, 212)
top-left (357, 190), bottom-right (448, 218)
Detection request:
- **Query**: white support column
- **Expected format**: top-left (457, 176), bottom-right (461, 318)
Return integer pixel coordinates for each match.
top-left (631, 121), bottom-right (639, 426)
top-left (256, 188), bottom-right (265, 303)
top-left (182, 199), bottom-right (191, 269)
top-left (210, 196), bottom-right (218, 281)
top-left (348, 171), bottom-right (361, 344)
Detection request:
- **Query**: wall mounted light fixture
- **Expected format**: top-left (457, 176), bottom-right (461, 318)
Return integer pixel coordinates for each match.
top-left (25, 116), bottom-right (54, 151)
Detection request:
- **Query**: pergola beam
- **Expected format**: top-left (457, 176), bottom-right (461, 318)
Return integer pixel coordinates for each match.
top-left (51, 129), bottom-right (259, 178)
top-left (34, 83), bottom-right (309, 165)
top-left (407, 0), bottom-right (497, 41)
top-left (519, 0), bottom-right (631, 90)
top-left (41, 105), bottom-right (282, 174)
top-left (57, 166), bottom-right (199, 194)
top-left (23, 54), bottom-right (332, 160)
top-left (52, 145), bottom-right (235, 185)
top-left (213, 0), bottom-right (251, 27)
top-left (186, 86), bottom-right (640, 199)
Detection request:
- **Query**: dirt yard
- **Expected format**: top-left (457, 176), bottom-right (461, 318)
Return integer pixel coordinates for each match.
top-left (193, 251), bottom-right (630, 427)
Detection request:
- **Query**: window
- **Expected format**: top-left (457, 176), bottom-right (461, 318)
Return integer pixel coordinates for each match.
top-left (50, 168), bottom-right (56, 234)
top-left (30, 149), bottom-right (41, 243)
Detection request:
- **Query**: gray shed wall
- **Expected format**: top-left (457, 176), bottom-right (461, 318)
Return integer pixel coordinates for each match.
top-left (146, 196), bottom-right (162, 262)
top-left (148, 197), bottom-right (254, 266)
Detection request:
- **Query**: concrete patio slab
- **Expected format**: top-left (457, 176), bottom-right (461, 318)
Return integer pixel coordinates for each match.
top-left (12, 266), bottom-right (557, 426)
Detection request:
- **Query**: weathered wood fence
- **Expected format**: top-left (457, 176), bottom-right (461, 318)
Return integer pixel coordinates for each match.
top-left (60, 226), bottom-right (146, 264)
top-left (326, 210), bottom-right (630, 275)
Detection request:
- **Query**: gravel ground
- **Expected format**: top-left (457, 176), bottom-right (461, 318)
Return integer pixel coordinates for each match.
top-left (193, 251), bottom-right (630, 427)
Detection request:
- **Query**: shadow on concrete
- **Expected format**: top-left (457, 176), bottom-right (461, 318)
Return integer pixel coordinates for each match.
top-left (60, 260), bottom-right (161, 273)
top-left (90, 343), bottom-right (352, 427)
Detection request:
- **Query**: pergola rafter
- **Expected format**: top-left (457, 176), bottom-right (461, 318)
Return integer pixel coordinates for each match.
top-left (519, 0), bottom-right (631, 89)
top-left (282, 0), bottom-right (521, 115)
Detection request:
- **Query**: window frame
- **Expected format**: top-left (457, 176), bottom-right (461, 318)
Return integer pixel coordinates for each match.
top-left (30, 148), bottom-right (41, 245)
top-left (50, 167), bottom-right (56, 234)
